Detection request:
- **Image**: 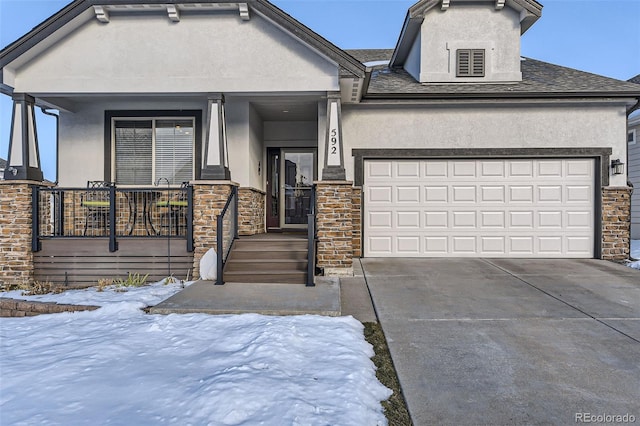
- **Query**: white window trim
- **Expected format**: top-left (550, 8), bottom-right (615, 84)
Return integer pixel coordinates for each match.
top-left (111, 116), bottom-right (196, 187)
top-left (629, 129), bottom-right (637, 145)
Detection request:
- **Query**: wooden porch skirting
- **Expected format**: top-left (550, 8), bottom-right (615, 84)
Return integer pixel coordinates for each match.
top-left (34, 238), bottom-right (193, 287)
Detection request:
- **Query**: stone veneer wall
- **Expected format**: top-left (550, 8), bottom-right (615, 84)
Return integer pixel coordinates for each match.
top-left (238, 187), bottom-right (266, 236)
top-left (0, 181), bottom-right (37, 288)
top-left (352, 186), bottom-right (362, 258)
top-left (0, 298), bottom-right (99, 317)
top-left (191, 182), bottom-right (236, 279)
top-left (315, 181), bottom-right (353, 276)
top-left (601, 187), bottom-right (632, 260)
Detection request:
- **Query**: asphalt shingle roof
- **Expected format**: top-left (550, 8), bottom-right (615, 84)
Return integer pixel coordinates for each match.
top-left (346, 49), bottom-right (640, 99)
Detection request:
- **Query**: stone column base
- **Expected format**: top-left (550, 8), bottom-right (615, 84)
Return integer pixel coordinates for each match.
top-left (315, 181), bottom-right (354, 276)
top-left (601, 186), bottom-right (631, 260)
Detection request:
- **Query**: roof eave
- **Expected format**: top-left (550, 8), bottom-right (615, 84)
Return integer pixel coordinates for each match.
top-left (362, 92), bottom-right (640, 101)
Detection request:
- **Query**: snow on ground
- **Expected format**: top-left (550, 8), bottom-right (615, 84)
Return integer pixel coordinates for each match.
top-left (628, 240), bottom-right (640, 270)
top-left (0, 281), bottom-right (391, 425)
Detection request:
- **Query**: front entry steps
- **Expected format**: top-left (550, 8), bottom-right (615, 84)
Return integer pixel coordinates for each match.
top-left (223, 234), bottom-right (309, 284)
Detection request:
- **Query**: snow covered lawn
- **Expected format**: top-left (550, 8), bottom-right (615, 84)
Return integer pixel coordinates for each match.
top-left (628, 239), bottom-right (640, 270)
top-left (0, 281), bottom-right (391, 425)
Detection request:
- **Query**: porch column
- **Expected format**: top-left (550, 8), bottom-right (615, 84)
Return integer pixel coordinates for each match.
top-left (201, 94), bottom-right (231, 180)
top-left (322, 93), bottom-right (346, 180)
top-left (4, 93), bottom-right (43, 181)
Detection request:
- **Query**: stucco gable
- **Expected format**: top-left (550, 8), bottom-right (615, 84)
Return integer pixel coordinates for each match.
top-left (0, 0), bottom-right (365, 93)
top-left (391, 0), bottom-right (542, 77)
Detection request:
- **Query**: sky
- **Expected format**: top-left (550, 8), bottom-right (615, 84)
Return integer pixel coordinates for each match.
top-left (0, 279), bottom-right (391, 424)
top-left (0, 0), bottom-right (639, 181)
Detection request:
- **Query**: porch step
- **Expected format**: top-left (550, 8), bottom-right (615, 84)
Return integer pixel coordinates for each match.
top-left (223, 235), bottom-right (310, 284)
top-left (223, 271), bottom-right (308, 284)
top-left (224, 259), bottom-right (307, 272)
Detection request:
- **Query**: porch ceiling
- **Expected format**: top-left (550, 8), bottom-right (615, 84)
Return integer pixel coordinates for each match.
top-left (251, 97), bottom-right (319, 121)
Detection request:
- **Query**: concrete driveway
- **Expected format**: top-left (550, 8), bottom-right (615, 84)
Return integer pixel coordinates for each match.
top-left (361, 258), bottom-right (640, 425)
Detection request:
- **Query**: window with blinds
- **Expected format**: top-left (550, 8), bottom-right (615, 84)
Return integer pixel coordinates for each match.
top-left (114, 118), bottom-right (194, 185)
top-left (456, 49), bottom-right (485, 77)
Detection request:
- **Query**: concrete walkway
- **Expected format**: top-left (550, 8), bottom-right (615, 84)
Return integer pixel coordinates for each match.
top-left (150, 278), bottom-right (341, 316)
top-left (362, 258), bottom-right (640, 425)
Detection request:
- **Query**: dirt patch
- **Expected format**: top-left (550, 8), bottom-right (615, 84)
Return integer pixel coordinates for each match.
top-left (364, 322), bottom-right (413, 426)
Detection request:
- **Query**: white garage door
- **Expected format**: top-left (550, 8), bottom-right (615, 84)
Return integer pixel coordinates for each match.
top-left (364, 159), bottom-right (595, 258)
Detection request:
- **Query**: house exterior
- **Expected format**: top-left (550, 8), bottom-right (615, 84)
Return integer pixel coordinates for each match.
top-left (0, 157), bottom-right (6, 179)
top-left (1, 0), bottom-right (639, 287)
top-left (629, 75), bottom-right (640, 240)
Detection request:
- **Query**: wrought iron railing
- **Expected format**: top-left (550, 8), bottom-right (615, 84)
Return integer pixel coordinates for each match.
top-left (216, 186), bottom-right (239, 285)
top-left (32, 184), bottom-right (194, 253)
top-left (306, 185), bottom-right (317, 287)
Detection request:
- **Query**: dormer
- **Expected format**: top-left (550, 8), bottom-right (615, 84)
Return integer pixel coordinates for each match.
top-left (390, 0), bottom-right (542, 83)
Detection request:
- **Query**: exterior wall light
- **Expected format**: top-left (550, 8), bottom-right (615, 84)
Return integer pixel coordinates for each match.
top-left (611, 159), bottom-right (624, 175)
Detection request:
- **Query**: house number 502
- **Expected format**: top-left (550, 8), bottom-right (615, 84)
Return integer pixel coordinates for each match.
top-left (330, 129), bottom-right (337, 154)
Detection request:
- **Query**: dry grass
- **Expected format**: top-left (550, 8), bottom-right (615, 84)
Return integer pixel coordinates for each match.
top-left (2, 280), bottom-right (66, 296)
top-left (364, 322), bottom-right (413, 426)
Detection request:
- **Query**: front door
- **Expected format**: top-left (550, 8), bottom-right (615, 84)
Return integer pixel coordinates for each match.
top-left (266, 148), bottom-right (316, 230)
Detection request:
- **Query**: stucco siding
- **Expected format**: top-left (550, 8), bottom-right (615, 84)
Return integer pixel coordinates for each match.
top-left (342, 103), bottom-right (628, 187)
top-left (420, 5), bottom-right (521, 83)
top-left (11, 11), bottom-right (339, 94)
top-left (629, 119), bottom-right (640, 239)
top-left (58, 100), bottom-right (209, 187)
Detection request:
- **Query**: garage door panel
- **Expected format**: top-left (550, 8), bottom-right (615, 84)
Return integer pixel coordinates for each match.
top-left (481, 236), bottom-right (506, 254)
top-left (538, 211), bottom-right (563, 228)
top-left (367, 236), bottom-right (393, 255)
top-left (368, 186), bottom-right (393, 203)
top-left (566, 237), bottom-right (592, 255)
top-left (567, 211), bottom-right (591, 228)
top-left (397, 236), bottom-right (420, 254)
top-left (396, 161), bottom-right (420, 178)
top-left (509, 161), bottom-right (533, 177)
top-left (480, 161), bottom-right (506, 178)
top-left (424, 161), bottom-right (448, 177)
top-left (368, 211), bottom-right (392, 228)
top-left (538, 236), bottom-right (563, 254)
top-left (452, 161), bottom-right (476, 178)
top-left (566, 186), bottom-right (592, 203)
top-left (425, 186), bottom-right (448, 202)
top-left (538, 186), bottom-right (563, 203)
top-left (452, 186), bottom-right (476, 203)
top-left (566, 160), bottom-right (593, 177)
top-left (452, 236), bottom-right (476, 253)
top-left (481, 186), bottom-right (506, 203)
top-left (397, 211), bottom-right (420, 228)
top-left (425, 211), bottom-right (448, 228)
top-left (509, 186), bottom-right (534, 202)
top-left (367, 161), bottom-right (393, 178)
top-left (537, 160), bottom-right (563, 177)
top-left (364, 159), bottom-right (594, 258)
top-left (396, 186), bottom-right (420, 203)
top-left (453, 211), bottom-right (476, 228)
top-left (424, 237), bottom-right (448, 254)
top-left (481, 211), bottom-right (506, 228)
top-left (510, 211), bottom-right (535, 228)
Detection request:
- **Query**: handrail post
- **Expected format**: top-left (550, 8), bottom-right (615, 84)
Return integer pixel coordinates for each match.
top-left (306, 185), bottom-right (316, 286)
top-left (109, 185), bottom-right (118, 252)
top-left (233, 186), bottom-right (239, 239)
top-left (216, 214), bottom-right (224, 285)
top-left (186, 184), bottom-right (194, 252)
top-left (57, 189), bottom-right (65, 236)
top-left (31, 185), bottom-right (41, 252)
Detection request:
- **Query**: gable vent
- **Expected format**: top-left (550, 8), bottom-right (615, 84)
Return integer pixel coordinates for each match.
top-left (457, 49), bottom-right (485, 77)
